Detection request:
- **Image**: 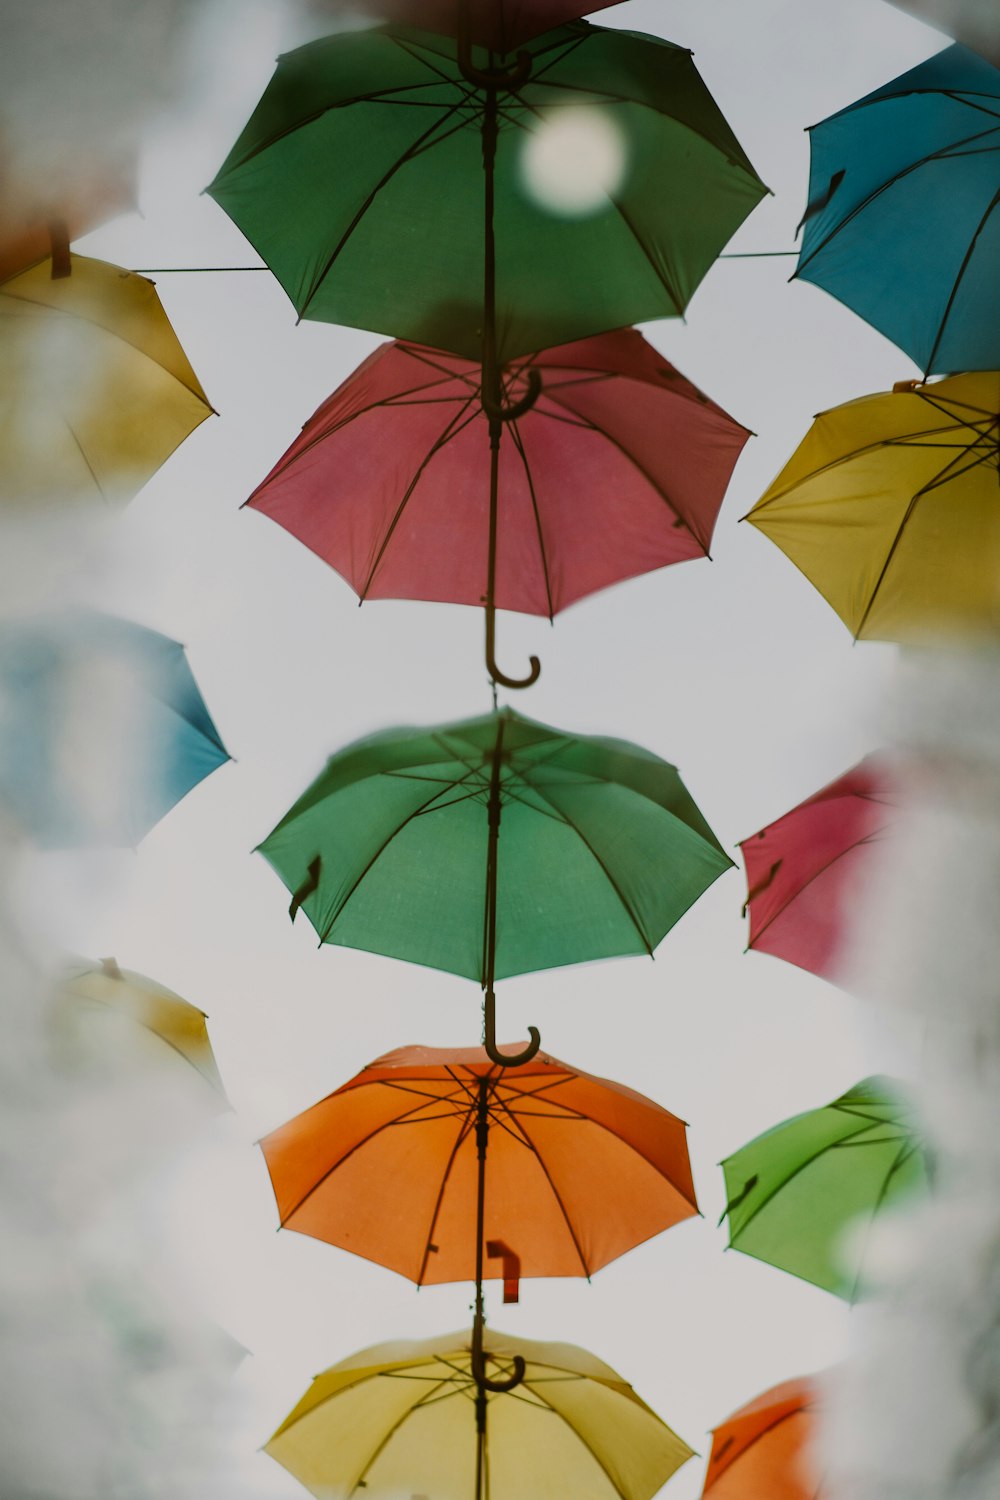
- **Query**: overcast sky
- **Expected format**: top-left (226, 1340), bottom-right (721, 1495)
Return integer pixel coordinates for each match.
top-left (6, 1), bottom-right (961, 1495)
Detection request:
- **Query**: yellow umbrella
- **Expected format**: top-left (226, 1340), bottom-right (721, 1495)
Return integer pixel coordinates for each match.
top-left (53, 956), bottom-right (228, 1103)
top-left (265, 1327), bottom-right (694, 1500)
top-left (0, 253), bottom-right (213, 508)
top-left (744, 372), bottom-right (1000, 641)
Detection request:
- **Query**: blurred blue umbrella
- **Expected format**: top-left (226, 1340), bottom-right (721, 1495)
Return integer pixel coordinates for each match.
top-left (0, 610), bottom-right (230, 846)
top-left (795, 43), bottom-right (1000, 375)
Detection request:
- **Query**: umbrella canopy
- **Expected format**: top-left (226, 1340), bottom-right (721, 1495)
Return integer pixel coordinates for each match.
top-left (0, 253), bottom-right (213, 508)
top-left (310, 0), bottom-right (628, 53)
top-left (0, 145), bottom-right (134, 283)
top-left (795, 43), bottom-right (1000, 375)
top-left (207, 21), bottom-right (766, 361)
top-left (702, 1376), bottom-right (822, 1500)
top-left (265, 1326), bottom-right (694, 1500)
top-left (53, 956), bottom-right (228, 1101)
top-left (246, 330), bottom-right (751, 618)
top-left (0, 609), bottom-right (230, 847)
top-left (739, 756), bottom-right (897, 983)
top-left (744, 372), bottom-right (1000, 642)
top-left (259, 1042), bottom-right (697, 1285)
top-left (721, 1077), bottom-right (929, 1299)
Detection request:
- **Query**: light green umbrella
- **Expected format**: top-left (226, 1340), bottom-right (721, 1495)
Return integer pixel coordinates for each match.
top-left (257, 707), bottom-right (732, 1065)
top-left (721, 1077), bottom-right (929, 1299)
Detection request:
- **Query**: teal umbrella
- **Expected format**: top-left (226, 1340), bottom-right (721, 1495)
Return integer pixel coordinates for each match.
top-left (721, 1077), bottom-right (930, 1299)
top-left (257, 708), bottom-right (732, 1064)
top-left (207, 20), bottom-right (767, 362)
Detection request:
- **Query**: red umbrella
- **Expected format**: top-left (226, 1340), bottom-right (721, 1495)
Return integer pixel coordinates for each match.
top-left (307, 1), bottom-right (628, 54)
top-left (739, 757), bottom-right (897, 983)
top-left (246, 329), bottom-right (750, 686)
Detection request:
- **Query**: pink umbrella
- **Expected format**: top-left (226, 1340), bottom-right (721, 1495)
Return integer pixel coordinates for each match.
top-left (306, 1), bottom-right (628, 54)
top-left (739, 757), bottom-right (897, 983)
top-left (246, 329), bottom-right (750, 686)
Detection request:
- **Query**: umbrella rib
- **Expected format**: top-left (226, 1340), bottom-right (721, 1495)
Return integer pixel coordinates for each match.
top-left (911, 434), bottom-right (1000, 495)
top-left (414, 1110), bottom-right (479, 1285)
top-left (846, 1138), bottom-right (920, 1304)
top-left (710, 1402), bottom-right (817, 1486)
top-left (507, 418), bottom-right (556, 620)
top-left (923, 184), bottom-right (1000, 375)
top-left (749, 423), bottom-right (985, 507)
top-left (63, 418), bottom-right (111, 504)
top-left (521, 1382), bottom-right (642, 1493)
top-left (502, 1109), bottom-right (593, 1276)
top-left (796, 121), bottom-right (1000, 275)
top-left (722, 1119), bottom-right (879, 1241)
top-left (526, 784), bottom-right (655, 958)
top-left (347, 1371), bottom-right (462, 1495)
top-left (747, 824), bottom-right (893, 945)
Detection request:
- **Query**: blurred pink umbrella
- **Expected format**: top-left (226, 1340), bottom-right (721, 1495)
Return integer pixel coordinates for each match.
top-left (308, 0), bottom-right (628, 52)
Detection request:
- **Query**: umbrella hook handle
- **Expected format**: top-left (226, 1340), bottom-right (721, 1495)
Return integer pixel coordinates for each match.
top-left (486, 608), bottom-right (541, 691)
top-left (483, 988), bottom-right (541, 1068)
top-left (456, 10), bottom-right (532, 91)
top-left (472, 1345), bottom-right (527, 1394)
top-left (481, 368), bottom-right (543, 424)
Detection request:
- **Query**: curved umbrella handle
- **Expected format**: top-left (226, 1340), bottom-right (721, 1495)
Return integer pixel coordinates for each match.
top-left (481, 368), bottom-right (543, 424)
top-left (483, 988), bottom-right (541, 1068)
top-left (485, 607), bottom-right (541, 691)
top-left (472, 1343), bottom-right (527, 1394)
top-left (456, 21), bottom-right (531, 91)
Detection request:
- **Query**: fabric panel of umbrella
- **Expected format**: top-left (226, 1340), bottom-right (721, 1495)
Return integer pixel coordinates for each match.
top-left (257, 707), bottom-right (732, 1066)
top-left (720, 1077), bottom-right (929, 1300)
top-left (206, 21), bottom-right (767, 362)
top-left (739, 755), bottom-right (896, 983)
top-left (795, 43), bottom-right (1000, 376)
top-left (53, 955), bottom-right (228, 1102)
top-left (0, 609), bottom-right (230, 846)
top-left (246, 330), bottom-right (751, 683)
top-left (309, 0), bottom-right (629, 52)
top-left (259, 1042), bottom-right (698, 1284)
top-left (702, 1375), bottom-right (823, 1500)
top-left (264, 1327), bottom-right (694, 1500)
top-left (0, 254), bottom-right (214, 508)
top-left (744, 372), bottom-right (1000, 641)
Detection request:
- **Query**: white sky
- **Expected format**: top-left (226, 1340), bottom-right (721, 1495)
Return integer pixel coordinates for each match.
top-left (7, 1), bottom-right (958, 1495)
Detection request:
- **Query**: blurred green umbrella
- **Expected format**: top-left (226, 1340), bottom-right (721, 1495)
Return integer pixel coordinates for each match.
top-left (257, 707), bottom-right (732, 1065)
top-left (721, 1077), bottom-right (929, 1299)
top-left (206, 19), bottom-right (766, 362)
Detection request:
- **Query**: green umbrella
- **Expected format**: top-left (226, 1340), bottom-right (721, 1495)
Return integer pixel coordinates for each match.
top-left (257, 708), bottom-right (732, 1065)
top-left (206, 20), bottom-right (767, 362)
top-left (720, 1077), bottom-right (930, 1299)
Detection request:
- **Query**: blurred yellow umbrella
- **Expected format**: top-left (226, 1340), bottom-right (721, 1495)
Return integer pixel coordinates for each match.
top-left (0, 253), bottom-right (213, 508)
top-left (266, 1327), bottom-right (694, 1500)
top-left (54, 956), bottom-right (228, 1103)
top-left (744, 372), bottom-right (1000, 641)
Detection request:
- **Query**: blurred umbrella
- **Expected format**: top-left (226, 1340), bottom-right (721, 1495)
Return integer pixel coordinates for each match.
top-left (702, 1376), bottom-right (823, 1500)
top-left (795, 44), bottom-right (1000, 374)
top-left (259, 1041), bottom-right (697, 1284)
top-left (265, 1326), bottom-right (694, 1500)
top-left (246, 331), bottom-right (750, 684)
top-left (53, 955), bottom-right (228, 1102)
top-left (0, 609), bottom-right (230, 846)
top-left (258, 707), bottom-right (732, 1065)
top-left (0, 253), bottom-right (213, 509)
top-left (721, 1077), bottom-right (929, 1299)
top-left (744, 373), bottom-right (1000, 641)
top-left (739, 756), bottom-right (897, 983)
top-left (207, 20), bottom-right (766, 362)
top-left (310, 0), bottom-right (628, 51)
top-left (0, 149), bottom-right (134, 283)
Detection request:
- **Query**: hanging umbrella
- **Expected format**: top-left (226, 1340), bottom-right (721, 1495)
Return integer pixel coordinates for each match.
top-left (794, 43), bottom-right (1000, 375)
top-left (0, 145), bottom-right (134, 283)
top-left (264, 1326), bottom-right (694, 1500)
top-left (310, 0), bottom-right (629, 52)
top-left (52, 956), bottom-right (228, 1102)
top-left (0, 253), bottom-right (213, 508)
top-left (743, 372), bottom-right (1000, 642)
top-left (206, 20), bottom-right (767, 362)
top-left (246, 331), bottom-right (751, 685)
top-left (702, 1376), bottom-right (823, 1500)
top-left (259, 1041), bottom-right (697, 1284)
top-left (257, 707), bottom-right (732, 1064)
top-left (720, 1077), bottom-right (929, 1299)
top-left (0, 609), bottom-right (230, 847)
top-left (739, 757), bottom-right (897, 983)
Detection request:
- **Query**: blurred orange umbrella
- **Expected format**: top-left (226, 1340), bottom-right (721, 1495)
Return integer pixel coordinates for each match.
top-left (0, 137), bottom-right (134, 283)
top-left (259, 1042), bottom-right (698, 1288)
top-left (702, 1377), bottom-right (823, 1500)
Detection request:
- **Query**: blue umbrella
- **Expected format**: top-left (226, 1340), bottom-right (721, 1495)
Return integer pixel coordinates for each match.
top-left (0, 610), bottom-right (230, 846)
top-left (795, 43), bottom-right (1000, 375)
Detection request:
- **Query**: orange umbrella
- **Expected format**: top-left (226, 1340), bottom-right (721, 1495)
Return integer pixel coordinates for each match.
top-left (703, 1377), bottom-right (823, 1500)
top-left (259, 1043), bottom-right (698, 1288)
